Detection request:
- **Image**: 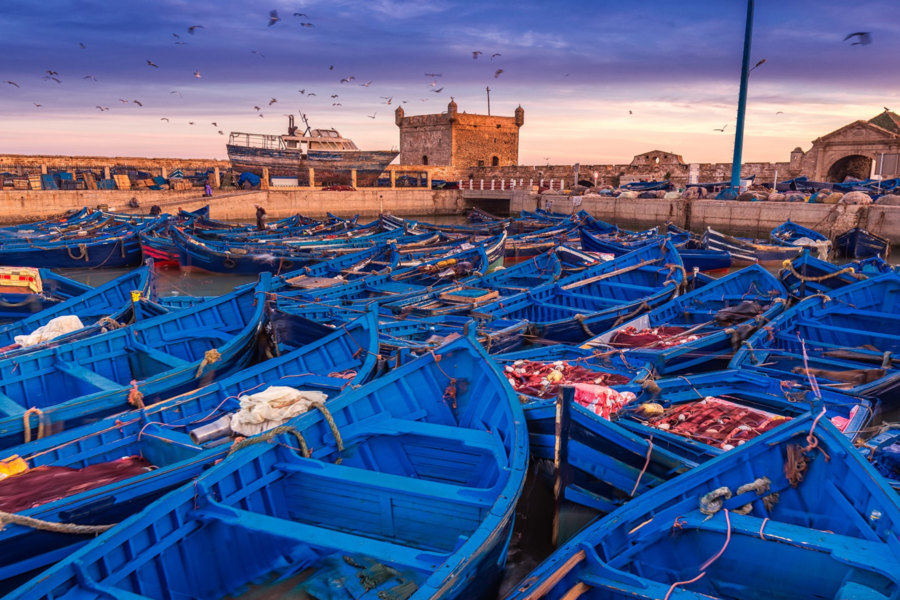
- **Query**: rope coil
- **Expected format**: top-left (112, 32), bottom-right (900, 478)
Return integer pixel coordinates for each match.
top-left (23, 407), bottom-right (46, 444)
top-left (195, 349), bottom-right (222, 377)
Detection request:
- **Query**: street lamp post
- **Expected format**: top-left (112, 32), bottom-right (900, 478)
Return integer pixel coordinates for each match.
top-left (729, 0), bottom-right (755, 197)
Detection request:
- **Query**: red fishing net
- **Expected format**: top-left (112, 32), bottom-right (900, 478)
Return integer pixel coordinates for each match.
top-left (573, 383), bottom-right (636, 419)
top-left (504, 359), bottom-right (631, 399)
top-left (0, 456), bottom-right (152, 513)
top-left (646, 397), bottom-right (789, 450)
top-left (610, 325), bottom-right (703, 348)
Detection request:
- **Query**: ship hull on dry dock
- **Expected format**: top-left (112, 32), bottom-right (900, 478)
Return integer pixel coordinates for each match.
top-left (227, 144), bottom-right (398, 186)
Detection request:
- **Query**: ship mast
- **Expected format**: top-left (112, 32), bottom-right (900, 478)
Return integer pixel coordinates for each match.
top-left (298, 112), bottom-right (312, 136)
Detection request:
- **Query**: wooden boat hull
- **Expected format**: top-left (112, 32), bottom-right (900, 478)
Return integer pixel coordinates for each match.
top-left (7, 336), bottom-right (528, 600)
top-left (0, 276), bottom-right (269, 450)
top-left (227, 144), bottom-right (398, 186)
top-left (506, 413), bottom-right (900, 600)
top-left (703, 226), bottom-right (801, 265)
top-left (834, 227), bottom-right (891, 259)
top-left (0, 312), bottom-right (379, 594)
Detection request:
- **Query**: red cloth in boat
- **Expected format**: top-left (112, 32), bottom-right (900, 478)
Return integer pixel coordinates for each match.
top-left (505, 360), bottom-right (630, 399)
top-left (0, 455), bottom-right (152, 513)
top-left (610, 325), bottom-right (701, 348)
top-left (573, 383), bottom-right (636, 420)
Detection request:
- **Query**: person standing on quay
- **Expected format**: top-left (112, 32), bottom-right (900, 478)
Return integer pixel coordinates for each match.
top-left (255, 204), bottom-right (267, 231)
top-left (204, 182), bottom-right (212, 197)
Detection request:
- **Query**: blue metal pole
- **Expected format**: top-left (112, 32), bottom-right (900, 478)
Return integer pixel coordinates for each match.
top-left (729, 0), bottom-right (755, 196)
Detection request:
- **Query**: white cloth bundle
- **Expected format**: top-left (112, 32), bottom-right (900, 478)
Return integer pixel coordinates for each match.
top-left (230, 386), bottom-right (328, 436)
top-left (14, 315), bottom-right (84, 347)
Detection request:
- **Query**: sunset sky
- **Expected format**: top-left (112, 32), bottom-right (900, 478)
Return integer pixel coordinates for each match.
top-left (2, 0), bottom-right (895, 165)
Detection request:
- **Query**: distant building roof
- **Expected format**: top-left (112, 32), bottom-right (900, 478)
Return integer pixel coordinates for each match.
top-left (868, 110), bottom-right (900, 135)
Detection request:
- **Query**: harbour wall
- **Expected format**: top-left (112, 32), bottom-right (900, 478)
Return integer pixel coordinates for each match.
top-left (0, 189), bottom-right (463, 224)
top-left (516, 194), bottom-right (900, 245)
top-left (2, 187), bottom-right (899, 247)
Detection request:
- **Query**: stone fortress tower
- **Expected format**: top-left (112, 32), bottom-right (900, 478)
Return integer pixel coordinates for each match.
top-left (395, 100), bottom-right (524, 168)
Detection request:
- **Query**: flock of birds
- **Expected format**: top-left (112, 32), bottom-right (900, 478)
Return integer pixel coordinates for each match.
top-left (3, 8), bottom-right (511, 141)
top-left (2, 15), bottom-right (875, 139)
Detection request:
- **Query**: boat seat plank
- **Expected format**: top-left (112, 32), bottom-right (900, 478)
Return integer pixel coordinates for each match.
top-left (54, 360), bottom-right (122, 392)
top-left (193, 502), bottom-right (450, 571)
top-left (158, 326), bottom-right (234, 345)
top-left (275, 455), bottom-right (497, 507)
top-left (0, 391), bottom-right (24, 417)
top-left (795, 319), bottom-right (900, 344)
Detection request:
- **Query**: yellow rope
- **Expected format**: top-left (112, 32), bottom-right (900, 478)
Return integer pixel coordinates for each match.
top-left (310, 401), bottom-right (344, 464)
top-left (0, 511), bottom-right (115, 534)
top-left (228, 425), bottom-right (310, 457)
top-left (195, 348), bottom-right (222, 377)
top-left (23, 407), bottom-right (45, 444)
top-left (781, 262), bottom-right (864, 283)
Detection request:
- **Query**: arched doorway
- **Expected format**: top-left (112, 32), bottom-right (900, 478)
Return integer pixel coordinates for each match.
top-left (826, 155), bottom-right (872, 182)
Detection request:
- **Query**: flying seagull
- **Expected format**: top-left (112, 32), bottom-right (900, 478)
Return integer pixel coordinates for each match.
top-left (844, 31), bottom-right (872, 45)
top-left (293, 12), bottom-right (308, 17)
top-left (368, 112), bottom-right (376, 119)
top-left (188, 25), bottom-right (204, 34)
top-left (360, 80), bottom-right (373, 87)
top-left (82, 75), bottom-right (98, 81)
top-left (95, 105), bottom-right (108, 111)
top-left (268, 10), bottom-right (280, 26)
top-left (251, 50), bottom-right (265, 58)
top-left (330, 94), bottom-right (339, 98)
top-left (307, 92), bottom-right (316, 96)
top-left (885, 106), bottom-right (892, 112)
top-left (776, 111), bottom-right (784, 115)
top-left (268, 98), bottom-right (277, 105)
top-left (749, 58), bottom-right (767, 72)
top-left (211, 122), bottom-right (218, 126)
top-left (5, 81), bottom-right (20, 87)
top-left (431, 87), bottom-right (444, 93)
top-left (78, 42), bottom-right (86, 49)
top-left (42, 76), bottom-right (62, 83)
top-left (147, 60), bottom-right (159, 68)
top-left (133, 100), bottom-right (143, 106)
top-left (194, 70), bottom-right (201, 78)
top-left (424, 73), bottom-right (442, 77)
top-left (217, 130), bottom-right (224, 135)
top-left (713, 124), bottom-right (728, 132)
top-left (299, 22), bottom-right (313, 27)
top-left (472, 51), bottom-right (482, 59)
top-left (491, 53), bottom-right (501, 60)
top-left (494, 69), bottom-right (504, 78)
top-left (46, 70), bottom-right (58, 76)
top-left (160, 117), bottom-right (170, 122)
top-left (254, 105), bottom-right (261, 111)
top-left (33, 103), bottom-right (43, 107)
top-left (340, 76), bottom-right (355, 83)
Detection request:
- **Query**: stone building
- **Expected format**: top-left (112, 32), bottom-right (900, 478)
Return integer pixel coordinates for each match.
top-left (792, 110), bottom-right (900, 181)
top-left (395, 101), bottom-right (524, 169)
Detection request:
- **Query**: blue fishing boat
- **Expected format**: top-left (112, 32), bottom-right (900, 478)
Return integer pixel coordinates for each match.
top-left (859, 426), bottom-right (900, 491)
top-left (0, 224), bottom-right (146, 268)
top-left (703, 227), bottom-right (802, 266)
top-left (0, 312), bottom-right (378, 594)
top-left (778, 248), bottom-right (892, 299)
top-left (580, 264), bottom-right (788, 375)
top-left (0, 268), bottom-right (91, 321)
top-left (0, 266), bottom-right (154, 355)
top-left (0, 275), bottom-right (269, 450)
top-left (835, 227), bottom-right (891, 260)
top-left (383, 250), bottom-right (563, 316)
top-left (769, 219), bottom-right (830, 248)
top-left (731, 272), bottom-right (900, 405)
top-left (582, 225), bottom-right (731, 273)
top-left (7, 335), bottom-right (528, 600)
top-left (506, 413), bottom-right (900, 600)
top-left (474, 240), bottom-right (684, 343)
top-left (522, 368), bottom-right (869, 515)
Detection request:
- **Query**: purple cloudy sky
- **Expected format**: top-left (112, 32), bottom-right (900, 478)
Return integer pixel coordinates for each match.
top-left (2, 0), bottom-right (896, 165)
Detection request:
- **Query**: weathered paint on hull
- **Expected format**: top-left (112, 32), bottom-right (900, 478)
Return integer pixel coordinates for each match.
top-left (227, 145), bottom-right (398, 186)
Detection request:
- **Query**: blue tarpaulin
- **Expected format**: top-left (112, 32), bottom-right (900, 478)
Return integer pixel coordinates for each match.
top-left (238, 172), bottom-right (261, 187)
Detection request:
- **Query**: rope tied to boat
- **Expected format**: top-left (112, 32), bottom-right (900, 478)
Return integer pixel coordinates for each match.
top-left (699, 487), bottom-right (732, 518)
top-left (573, 314), bottom-right (594, 337)
top-left (96, 316), bottom-right (123, 332)
top-left (733, 477), bottom-right (772, 515)
top-left (740, 340), bottom-right (759, 365)
top-left (227, 425), bottom-right (310, 457)
top-left (127, 380), bottom-right (144, 409)
top-left (0, 511), bottom-right (116, 535)
top-left (780, 261), bottom-right (864, 283)
top-left (23, 407), bottom-right (46, 444)
top-left (66, 243), bottom-right (89, 263)
top-left (429, 351), bottom-right (458, 410)
top-left (309, 401), bottom-right (344, 464)
top-left (611, 300), bottom-right (651, 329)
top-left (195, 349), bottom-right (221, 377)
